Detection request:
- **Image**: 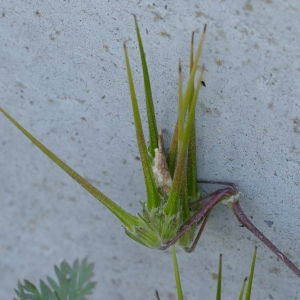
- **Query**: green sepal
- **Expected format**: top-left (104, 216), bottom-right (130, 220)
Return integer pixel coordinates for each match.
top-left (124, 214), bottom-right (162, 249)
top-left (141, 203), bottom-right (181, 243)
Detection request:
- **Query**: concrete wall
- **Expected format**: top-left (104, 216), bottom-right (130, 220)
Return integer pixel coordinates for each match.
top-left (1, 1), bottom-right (299, 299)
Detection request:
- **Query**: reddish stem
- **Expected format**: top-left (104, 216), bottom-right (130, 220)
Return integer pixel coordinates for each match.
top-left (231, 200), bottom-right (300, 278)
top-left (197, 179), bottom-right (238, 193)
top-left (160, 186), bottom-right (235, 250)
top-left (163, 178), bottom-right (300, 278)
top-left (189, 189), bottom-right (222, 207)
top-left (184, 206), bottom-right (213, 253)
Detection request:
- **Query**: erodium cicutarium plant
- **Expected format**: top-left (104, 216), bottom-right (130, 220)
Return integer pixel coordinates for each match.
top-left (1, 16), bottom-right (300, 278)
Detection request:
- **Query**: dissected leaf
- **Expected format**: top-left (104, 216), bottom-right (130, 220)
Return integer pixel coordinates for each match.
top-left (14, 259), bottom-right (96, 300)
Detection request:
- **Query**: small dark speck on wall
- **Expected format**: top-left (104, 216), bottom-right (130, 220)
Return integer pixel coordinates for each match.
top-left (264, 220), bottom-right (273, 227)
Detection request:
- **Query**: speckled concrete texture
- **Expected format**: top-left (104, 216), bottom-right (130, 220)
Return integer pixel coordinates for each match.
top-left (1, 1), bottom-right (300, 299)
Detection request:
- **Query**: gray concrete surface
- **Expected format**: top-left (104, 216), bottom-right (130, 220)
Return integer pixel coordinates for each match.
top-left (1, 1), bottom-right (300, 299)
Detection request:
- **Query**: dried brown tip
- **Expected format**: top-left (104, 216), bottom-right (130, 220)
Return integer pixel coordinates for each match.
top-left (244, 276), bottom-right (248, 282)
top-left (179, 59), bottom-right (182, 73)
top-left (191, 31), bottom-right (194, 45)
top-left (203, 24), bottom-right (207, 33)
top-left (123, 41), bottom-right (127, 49)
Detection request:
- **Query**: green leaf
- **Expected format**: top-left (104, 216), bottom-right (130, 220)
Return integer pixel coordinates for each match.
top-left (40, 280), bottom-right (57, 300)
top-left (46, 277), bottom-right (60, 294)
top-left (14, 279), bottom-right (43, 300)
top-left (75, 258), bottom-right (96, 298)
top-left (14, 259), bottom-right (97, 300)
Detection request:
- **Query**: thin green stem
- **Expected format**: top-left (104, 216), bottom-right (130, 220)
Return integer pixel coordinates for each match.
top-left (172, 245), bottom-right (183, 300)
top-left (245, 247), bottom-right (257, 300)
top-left (216, 254), bottom-right (222, 300)
top-left (238, 278), bottom-right (247, 300)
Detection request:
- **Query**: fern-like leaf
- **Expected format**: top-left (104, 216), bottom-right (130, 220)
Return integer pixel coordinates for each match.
top-left (14, 258), bottom-right (96, 300)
